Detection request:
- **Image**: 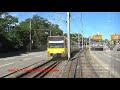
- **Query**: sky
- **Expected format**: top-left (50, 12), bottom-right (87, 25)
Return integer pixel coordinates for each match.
top-left (9, 12), bottom-right (120, 40)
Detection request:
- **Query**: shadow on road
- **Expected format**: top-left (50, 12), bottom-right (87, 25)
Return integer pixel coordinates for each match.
top-left (0, 49), bottom-right (46, 58)
top-left (51, 57), bottom-right (68, 61)
top-left (51, 49), bottom-right (83, 61)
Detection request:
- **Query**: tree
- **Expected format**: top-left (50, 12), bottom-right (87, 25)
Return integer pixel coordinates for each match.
top-left (0, 12), bottom-right (19, 51)
top-left (18, 15), bottom-right (63, 50)
top-left (0, 13), bottom-right (63, 52)
top-left (0, 12), bottom-right (18, 31)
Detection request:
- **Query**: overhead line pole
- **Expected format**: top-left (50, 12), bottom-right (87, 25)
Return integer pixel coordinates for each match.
top-left (81, 12), bottom-right (84, 50)
top-left (67, 12), bottom-right (71, 60)
top-left (30, 19), bottom-right (32, 52)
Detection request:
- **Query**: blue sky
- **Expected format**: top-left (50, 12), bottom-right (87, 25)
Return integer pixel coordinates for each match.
top-left (9, 12), bottom-right (120, 40)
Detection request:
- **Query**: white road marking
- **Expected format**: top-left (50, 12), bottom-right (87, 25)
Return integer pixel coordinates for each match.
top-left (90, 51), bottom-right (120, 77)
top-left (0, 62), bottom-right (15, 68)
top-left (35, 56), bottom-right (41, 57)
top-left (115, 58), bottom-right (120, 61)
top-left (3, 57), bottom-right (15, 60)
top-left (102, 52), bottom-right (112, 57)
top-left (102, 53), bottom-right (107, 56)
top-left (21, 54), bottom-right (28, 56)
top-left (95, 52), bottom-right (97, 54)
top-left (107, 53), bottom-right (111, 55)
top-left (107, 55), bottom-right (112, 57)
top-left (21, 53), bottom-right (37, 57)
top-left (30, 53), bottom-right (37, 55)
top-left (21, 55), bottom-right (28, 57)
top-left (105, 50), bottom-right (110, 52)
top-left (98, 51), bottom-right (120, 62)
top-left (118, 52), bottom-right (120, 54)
top-left (94, 51), bottom-right (111, 59)
top-left (90, 51), bottom-right (106, 65)
top-left (23, 58), bottom-right (31, 61)
top-left (104, 51), bottom-right (111, 55)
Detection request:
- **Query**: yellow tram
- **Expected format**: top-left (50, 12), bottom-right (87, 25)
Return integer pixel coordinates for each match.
top-left (47, 36), bottom-right (67, 57)
top-left (47, 36), bottom-right (79, 58)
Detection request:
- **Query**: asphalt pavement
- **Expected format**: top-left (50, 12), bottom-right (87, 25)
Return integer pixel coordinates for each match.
top-left (90, 49), bottom-right (120, 76)
top-left (0, 51), bottom-right (52, 77)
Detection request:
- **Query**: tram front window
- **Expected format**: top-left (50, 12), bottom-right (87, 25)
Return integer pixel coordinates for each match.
top-left (49, 43), bottom-right (64, 48)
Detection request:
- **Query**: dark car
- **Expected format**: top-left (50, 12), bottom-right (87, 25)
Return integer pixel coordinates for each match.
top-left (108, 46), bottom-right (113, 50)
top-left (117, 47), bottom-right (120, 51)
top-left (110, 47), bottom-right (113, 50)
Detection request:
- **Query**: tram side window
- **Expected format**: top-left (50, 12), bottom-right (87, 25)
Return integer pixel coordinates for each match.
top-left (49, 43), bottom-right (64, 48)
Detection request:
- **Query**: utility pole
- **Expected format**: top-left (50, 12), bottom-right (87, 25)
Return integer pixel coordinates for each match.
top-left (30, 19), bottom-right (31, 52)
top-left (67, 12), bottom-right (70, 60)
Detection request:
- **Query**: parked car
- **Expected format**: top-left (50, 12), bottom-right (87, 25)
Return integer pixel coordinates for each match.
top-left (117, 47), bottom-right (120, 51)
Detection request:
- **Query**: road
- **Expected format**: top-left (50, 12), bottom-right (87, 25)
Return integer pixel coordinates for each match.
top-left (1, 48), bottom-right (120, 78)
top-left (0, 51), bottom-right (51, 77)
top-left (90, 49), bottom-right (120, 77)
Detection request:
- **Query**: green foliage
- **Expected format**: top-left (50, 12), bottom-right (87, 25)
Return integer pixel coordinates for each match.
top-left (0, 13), bottom-right (63, 52)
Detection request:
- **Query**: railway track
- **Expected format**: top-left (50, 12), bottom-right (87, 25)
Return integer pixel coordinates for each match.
top-left (44, 60), bottom-right (68, 78)
top-left (1, 59), bottom-right (61, 78)
top-left (62, 49), bottom-right (99, 78)
top-left (61, 50), bottom-right (83, 78)
top-left (60, 49), bottom-right (114, 78)
top-left (18, 60), bottom-right (61, 78)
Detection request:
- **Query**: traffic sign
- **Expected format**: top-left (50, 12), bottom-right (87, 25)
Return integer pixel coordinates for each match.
top-left (111, 34), bottom-right (120, 41)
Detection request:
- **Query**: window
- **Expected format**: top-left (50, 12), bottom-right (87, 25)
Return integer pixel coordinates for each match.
top-left (49, 43), bottom-right (64, 48)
